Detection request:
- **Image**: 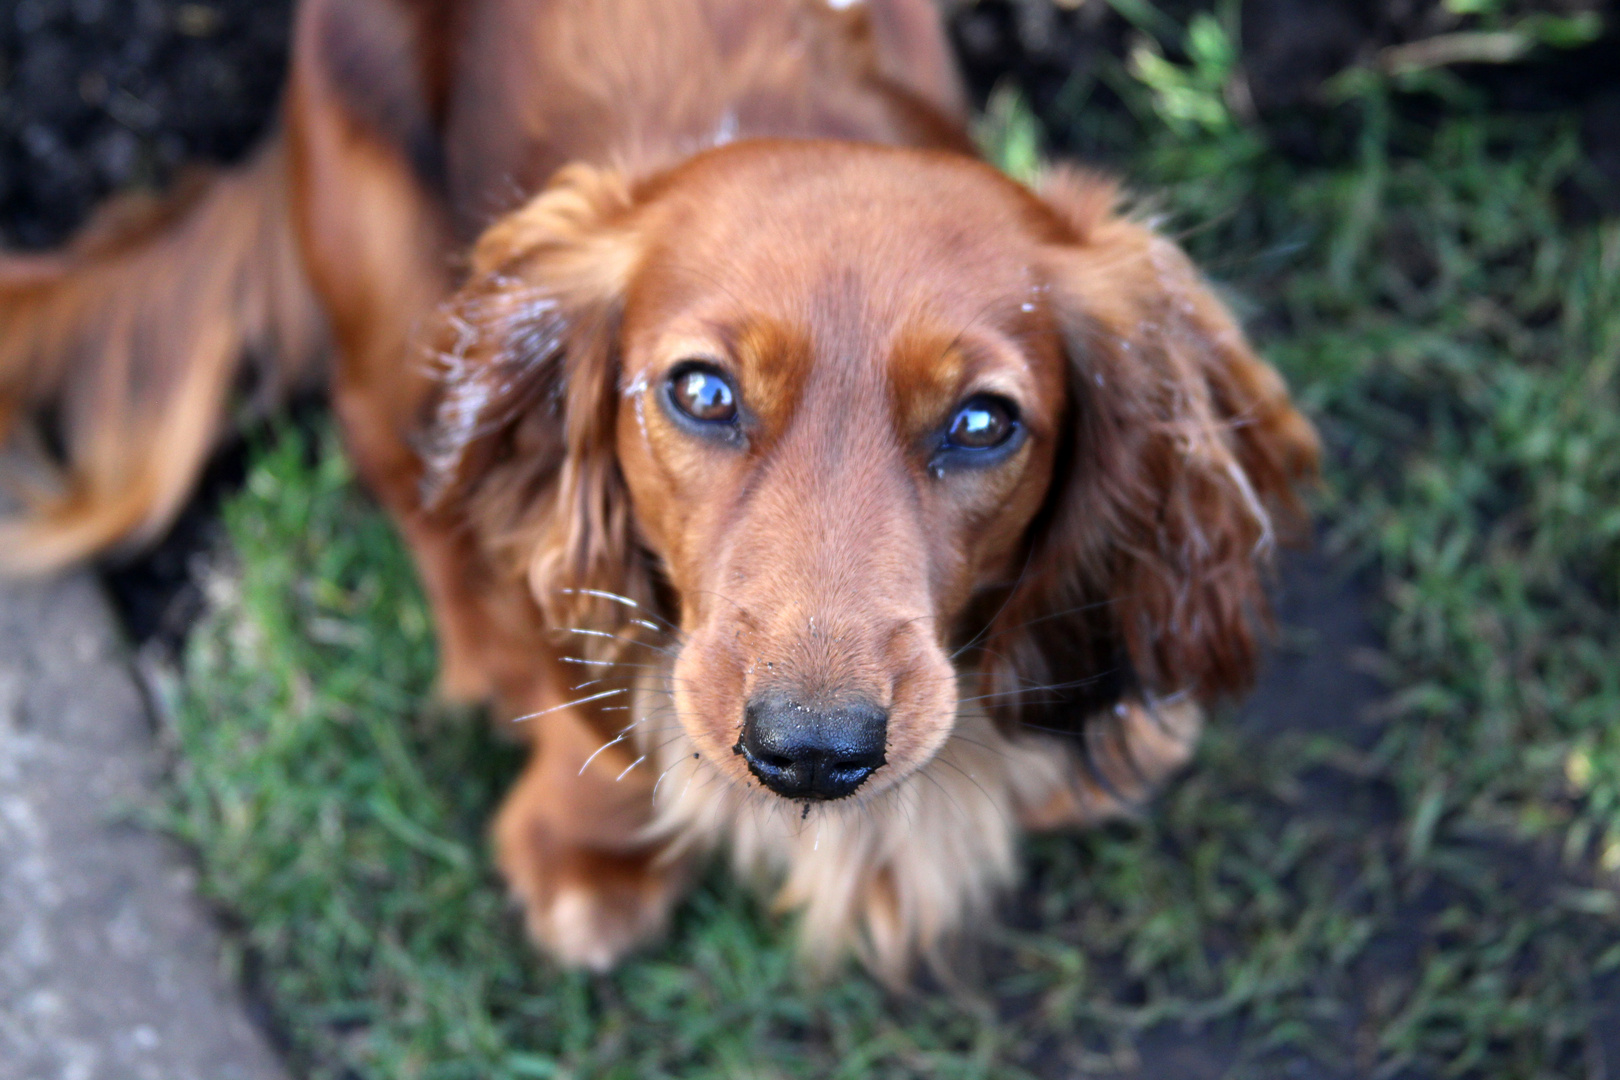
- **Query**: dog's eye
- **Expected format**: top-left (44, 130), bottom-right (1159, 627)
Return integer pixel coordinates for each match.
top-left (945, 396), bottom-right (1018, 450)
top-left (929, 394), bottom-right (1025, 477)
top-left (668, 363), bottom-right (738, 424)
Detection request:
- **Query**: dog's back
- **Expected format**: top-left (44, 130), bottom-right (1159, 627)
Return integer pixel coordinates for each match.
top-left (441, 0), bottom-right (970, 234)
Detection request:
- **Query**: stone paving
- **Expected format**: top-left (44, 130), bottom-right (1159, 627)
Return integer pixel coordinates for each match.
top-left (0, 570), bottom-right (285, 1080)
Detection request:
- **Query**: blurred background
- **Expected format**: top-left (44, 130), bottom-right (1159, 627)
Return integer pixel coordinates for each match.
top-left (3, 1), bottom-right (1619, 1077)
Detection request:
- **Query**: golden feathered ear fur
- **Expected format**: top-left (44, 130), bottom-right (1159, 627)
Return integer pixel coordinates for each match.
top-left (420, 164), bottom-right (649, 635)
top-left (980, 168), bottom-right (1319, 748)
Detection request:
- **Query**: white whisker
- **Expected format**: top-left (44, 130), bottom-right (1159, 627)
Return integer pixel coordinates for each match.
top-left (561, 587), bottom-right (641, 608)
top-left (651, 753), bottom-right (689, 800)
top-left (578, 732), bottom-right (628, 776)
top-left (563, 627), bottom-right (675, 655)
top-left (557, 589), bottom-right (687, 640)
top-left (510, 686), bottom-right (627, 723)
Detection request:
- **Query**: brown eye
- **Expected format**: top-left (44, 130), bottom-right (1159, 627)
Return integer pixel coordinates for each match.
top-left (667, 363), bottom-right (738, 424)
top-left (945, 395), bottom-right (1018, 450)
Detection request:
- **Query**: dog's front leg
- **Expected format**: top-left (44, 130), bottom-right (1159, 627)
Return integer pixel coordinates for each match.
top-left (494, 690), bottom-right (691, 971)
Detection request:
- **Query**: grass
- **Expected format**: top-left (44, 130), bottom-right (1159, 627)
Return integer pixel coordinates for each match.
top-left (160, 12), bottom-right (1620, 1079)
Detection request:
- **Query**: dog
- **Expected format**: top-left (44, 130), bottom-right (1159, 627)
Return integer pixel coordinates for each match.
top-left (0, 0), bottom-right (1318, 978)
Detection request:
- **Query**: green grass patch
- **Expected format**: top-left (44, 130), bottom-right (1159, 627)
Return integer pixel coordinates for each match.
top-left (163, 23), bottom-right (1620, 1079)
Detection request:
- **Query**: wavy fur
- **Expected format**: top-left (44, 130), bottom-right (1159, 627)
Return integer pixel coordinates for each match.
top-left (0, 138), bottom-right (324, 571)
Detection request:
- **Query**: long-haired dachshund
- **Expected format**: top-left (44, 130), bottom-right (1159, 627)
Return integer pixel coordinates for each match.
top-left (0, 0), bottom-right (1318, 977)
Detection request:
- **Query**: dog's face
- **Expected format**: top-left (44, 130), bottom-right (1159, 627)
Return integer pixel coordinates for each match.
top-left (425, 140), bottom-right (1318, 807)
top-left (612, 148), bottom-right (1070, 799)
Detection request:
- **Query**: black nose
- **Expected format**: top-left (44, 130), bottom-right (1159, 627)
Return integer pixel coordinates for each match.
top-left (735, 695), bottom-right (888, 800)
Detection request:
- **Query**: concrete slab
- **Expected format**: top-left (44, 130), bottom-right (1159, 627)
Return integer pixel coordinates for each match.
top-left (0, 570), bottom-right (287, 1080)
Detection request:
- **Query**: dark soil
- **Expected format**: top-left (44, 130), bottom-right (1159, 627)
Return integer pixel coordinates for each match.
top-left (1091, 547), bottom-right (1393, 1080)
top-left (0, 0), bottom-right (291, 250)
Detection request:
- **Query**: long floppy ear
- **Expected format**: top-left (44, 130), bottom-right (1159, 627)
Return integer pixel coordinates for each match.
top-left (419, 164), bottom-right (648, 632)
top-left (982, 168), bottom-right (1319, 741)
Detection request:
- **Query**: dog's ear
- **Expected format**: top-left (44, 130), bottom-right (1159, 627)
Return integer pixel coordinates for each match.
top-left (420, 164), bottom-right (648, 630)
top-left (980, 168), bottom-right (1319, 733)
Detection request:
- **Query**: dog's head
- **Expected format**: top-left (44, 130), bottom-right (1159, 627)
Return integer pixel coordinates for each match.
top-left (424, 140), bottom-right (1317, 805)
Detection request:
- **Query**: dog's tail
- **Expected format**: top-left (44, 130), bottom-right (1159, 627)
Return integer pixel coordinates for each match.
top-left (0, 135), bottom-right (325, 573)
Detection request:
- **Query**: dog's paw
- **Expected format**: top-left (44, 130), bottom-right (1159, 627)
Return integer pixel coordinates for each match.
top-left (1019, 698), bottom-right (1205, 829)
top-left (494, 796), bottom-right (685, 972)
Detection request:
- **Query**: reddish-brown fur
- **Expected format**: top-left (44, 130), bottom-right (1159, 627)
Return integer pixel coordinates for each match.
top-left (0, 0), bottom-right (1317, 976)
